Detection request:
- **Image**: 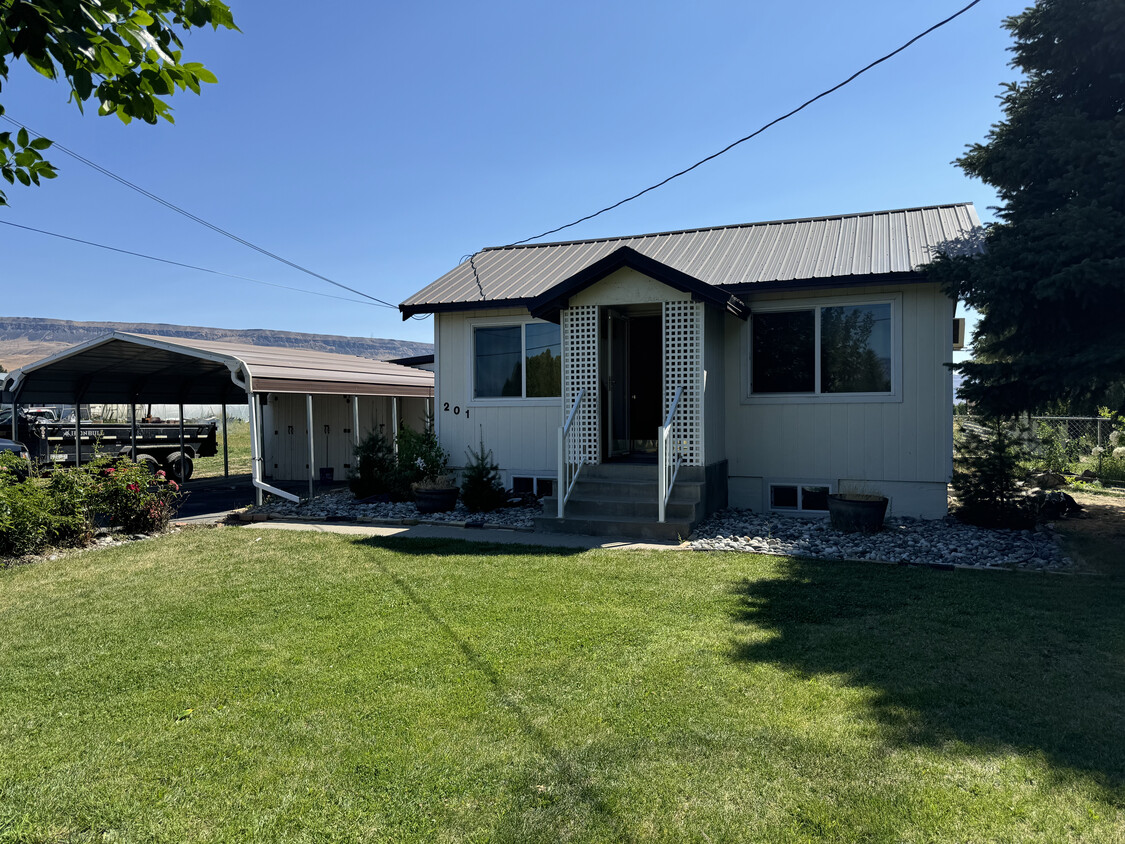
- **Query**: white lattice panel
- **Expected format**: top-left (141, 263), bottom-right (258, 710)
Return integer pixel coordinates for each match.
top-left (663, 301), bottom-right (704, 466)
top-left (561, 305), bottom-right (600, 464)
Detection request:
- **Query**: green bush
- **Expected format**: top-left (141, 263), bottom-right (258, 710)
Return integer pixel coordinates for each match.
top-left (349, 430), bottom-right (409, 500)
top-left (396, 423), bottom-right (450, 491)
top-left (0, 454), bottom-right (91, 559)
top-left (952, 417), bottom-right (1037, 528)
top-left (460, 436), bottom-right (507, 513)
top-left (88, 459), bottom-right (182, 534)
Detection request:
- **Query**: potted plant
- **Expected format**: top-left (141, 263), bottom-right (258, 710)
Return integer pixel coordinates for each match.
top-left (827, 484), bottom-right (888, 533)
top-left (398, 424), bottom-right (457, 513)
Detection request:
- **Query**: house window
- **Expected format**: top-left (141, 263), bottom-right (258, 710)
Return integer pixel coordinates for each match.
top-left (770, 483), bottom-right (831, 513)
top-left (473, 323), bottom-right (561, 399)
top-left (751, 302), bottom-right (893, 395)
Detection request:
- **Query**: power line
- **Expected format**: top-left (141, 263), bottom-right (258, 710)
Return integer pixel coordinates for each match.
top-left (0, 219), bottom-right (385, 307)
top-left (0, 113), bottom-right (398, 309)
top-left (507, 0), bottom-right (984, 247)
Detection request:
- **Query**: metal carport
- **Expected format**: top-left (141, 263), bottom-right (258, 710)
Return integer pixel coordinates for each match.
top-left (3, 332), bottom-right (434, 503)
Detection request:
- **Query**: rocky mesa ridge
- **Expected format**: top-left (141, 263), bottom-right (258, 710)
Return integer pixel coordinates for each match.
top-left (0, 317), bottom-right (432, 371)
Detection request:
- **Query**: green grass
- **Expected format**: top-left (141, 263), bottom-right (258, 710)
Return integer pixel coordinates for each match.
top-left (1, 530), bottom-right (1123, 843)
top-left (193, 420), bottom-right (251, 479)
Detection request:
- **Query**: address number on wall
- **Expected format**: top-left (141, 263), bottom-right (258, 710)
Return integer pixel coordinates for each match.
top-left (442, 402), bottom-right (469, 418)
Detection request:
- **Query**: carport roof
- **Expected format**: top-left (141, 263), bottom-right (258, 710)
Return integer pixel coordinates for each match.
top-left (3, 332), bottom-right (435, 405)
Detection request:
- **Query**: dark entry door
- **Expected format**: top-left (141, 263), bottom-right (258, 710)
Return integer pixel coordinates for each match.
top-left (627, 315), bottom-right (662, 454)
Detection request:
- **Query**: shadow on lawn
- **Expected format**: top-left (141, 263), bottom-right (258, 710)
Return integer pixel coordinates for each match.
top-left (364, 542), bottom-right (635, 843)
top-left (729, 559), bottom-right (1125, 793)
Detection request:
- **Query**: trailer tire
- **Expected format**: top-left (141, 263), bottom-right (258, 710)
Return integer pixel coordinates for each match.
top-left (167, 453), bottom-right (194, 483)
top-left (136, 453), bottom-right (161, 475)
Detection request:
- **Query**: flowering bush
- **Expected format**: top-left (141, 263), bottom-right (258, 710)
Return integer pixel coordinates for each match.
top-left (88, 459), bottom-right (182, 534)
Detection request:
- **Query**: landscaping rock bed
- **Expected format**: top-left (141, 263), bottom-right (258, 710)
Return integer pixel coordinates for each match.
top-left (688, 509), bottom-right (1075, 571)
top-left (249, 487), bottom-right (542, 530)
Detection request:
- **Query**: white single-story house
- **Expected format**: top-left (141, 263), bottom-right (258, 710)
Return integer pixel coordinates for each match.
top-left (400, 204), bottom-right (981, 538)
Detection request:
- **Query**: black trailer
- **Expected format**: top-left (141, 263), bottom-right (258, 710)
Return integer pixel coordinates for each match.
top-left (11, 411), bottom-right (217, 481)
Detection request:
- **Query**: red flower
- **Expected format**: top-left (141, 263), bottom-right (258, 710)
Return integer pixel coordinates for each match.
top-left (169, 480), bottom-right (180, 491)
top-left (127, 483), bottom-right (139, 492)
top-left (156, 470), bottom-right (166, 477)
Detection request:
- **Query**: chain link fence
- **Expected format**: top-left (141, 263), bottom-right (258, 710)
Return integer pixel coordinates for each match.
top-left (954, 414), bottom-right (1125, 484)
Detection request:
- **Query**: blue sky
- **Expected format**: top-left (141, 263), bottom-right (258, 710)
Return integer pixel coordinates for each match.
top-left (1, 0), bottom-right (1028, 354)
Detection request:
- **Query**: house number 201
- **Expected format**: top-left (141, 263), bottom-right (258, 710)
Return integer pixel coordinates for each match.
top-left (443, 402), bottom-right (468, 418)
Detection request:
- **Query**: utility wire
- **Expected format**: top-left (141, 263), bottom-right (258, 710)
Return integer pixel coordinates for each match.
top-left (0, 218), bottom-right (383, 307)
top-left (0, 113), bottom-right (398, 309)
top-left (507, 0), bottom-right (983, 247)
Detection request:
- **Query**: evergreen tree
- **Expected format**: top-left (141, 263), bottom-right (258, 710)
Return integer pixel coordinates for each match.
top-left (930, 0), bottom-right (1125, 416)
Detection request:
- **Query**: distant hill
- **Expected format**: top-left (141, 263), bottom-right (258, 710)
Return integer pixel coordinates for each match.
top-left (0, 317), bottom-right (432, 371)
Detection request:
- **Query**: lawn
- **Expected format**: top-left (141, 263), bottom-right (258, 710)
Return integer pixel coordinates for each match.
top-left (193, 420), bottom-right (251, 479)
top-left (1, 530), bottom-right (1122, 843)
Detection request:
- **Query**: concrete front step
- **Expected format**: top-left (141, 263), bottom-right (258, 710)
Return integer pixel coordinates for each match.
top-left (532, 513), bottom-right (692, 542)
top-left (536, 463), bottom-right (708, 540)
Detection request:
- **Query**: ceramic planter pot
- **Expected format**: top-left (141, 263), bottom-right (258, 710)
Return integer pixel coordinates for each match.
top-left (414, 487), bottom-right (458, 513)
top-left (827, 494), bottom-right (888, 534)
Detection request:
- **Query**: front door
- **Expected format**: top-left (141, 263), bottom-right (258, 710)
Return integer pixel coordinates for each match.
top-left (603, 308), bottom-right (662, 460)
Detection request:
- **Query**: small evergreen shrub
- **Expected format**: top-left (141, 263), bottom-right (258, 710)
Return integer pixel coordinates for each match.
top-left (952, 417), bottom-right (1037, 528)
top-left (349, 430), bottom-right (408, 500)
top-left (397, 423), bottom-right (450, 491)
top-left (460, 436), bottom-right (507, 513)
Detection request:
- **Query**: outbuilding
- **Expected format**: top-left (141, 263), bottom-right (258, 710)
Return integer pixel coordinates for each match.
top-left (3, 332), bottom-right (434, 502)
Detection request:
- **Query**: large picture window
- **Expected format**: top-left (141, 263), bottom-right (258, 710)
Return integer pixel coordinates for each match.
top-left (751, 302), bottom-right (893, 396)
top-left (473, 322), bottom-right (561, 399)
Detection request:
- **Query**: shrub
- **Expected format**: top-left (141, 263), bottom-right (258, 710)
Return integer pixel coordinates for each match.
top-left (349, 429), bottom-right (409, 500)
top-left (460, 436), bottom-right (507, 513)
top-left (0, 454), bottom-right (91, 559)
top-left (87, 459), bottom-right (182, 534)
top-left (396, 423), bottom-right (450, 491)
top-left (952, 417), bottom-right (1037, 528)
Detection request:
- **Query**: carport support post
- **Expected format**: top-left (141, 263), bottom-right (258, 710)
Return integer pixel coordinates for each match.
top-left (306, 394), bottom-right (315, 501)
top-left (10, 396), bottom-right (16, 440)
top-left (392, 397), bottom-right (399, 455)
top-left (221, 403), bottom-right (229, 478)
top-left (352, 396), bottom-right (360, 451)
top-left (178, 404), bottom-right (186, 484)
top-left (130, 402), bottom-right (137, 461)
top-left (250, 393), bottom-right (263, 505)
top-left (73, 395), bottom-right (81, 467)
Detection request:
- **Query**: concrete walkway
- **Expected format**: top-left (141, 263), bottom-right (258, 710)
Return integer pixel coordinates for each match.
top-left (239, 518), bottom-right (681, 551)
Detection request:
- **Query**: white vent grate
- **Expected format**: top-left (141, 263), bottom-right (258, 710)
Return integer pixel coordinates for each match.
top-left (663, 301), bottom-right (704, 466)
top-left (561, 304), bottom-right (600, 464)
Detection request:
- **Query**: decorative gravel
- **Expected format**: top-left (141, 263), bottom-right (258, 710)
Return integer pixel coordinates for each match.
top-left (252, 487), bottom-right (541, 530)
top-left (251, 489), bottom-right (1077, 572)
top-left (688, 508), bottom-right (1074, 571)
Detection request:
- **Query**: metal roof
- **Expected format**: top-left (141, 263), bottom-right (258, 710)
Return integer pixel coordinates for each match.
top-left (4, 332), bottom-right (434, 405)
top-left (401, 203), bottom-right (983, 316)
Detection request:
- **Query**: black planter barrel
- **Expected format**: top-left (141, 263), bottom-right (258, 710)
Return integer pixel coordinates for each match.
top-left (827, 494), bottom-right (888, 533)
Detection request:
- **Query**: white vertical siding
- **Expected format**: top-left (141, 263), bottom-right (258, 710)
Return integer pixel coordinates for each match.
top-left (435, 310), bottom-right (562, 480)
top-left (724, 283), bottom-right (954, 517)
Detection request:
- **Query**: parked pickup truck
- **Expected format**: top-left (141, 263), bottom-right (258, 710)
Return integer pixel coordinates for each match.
top-left (1, 408), bottom-right (217, 482)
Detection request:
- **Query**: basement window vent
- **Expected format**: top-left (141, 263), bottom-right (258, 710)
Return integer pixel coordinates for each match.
top-left (769, 483), bottom-right (830, 514)
top-left (512, 476), bottom-right (554, 497)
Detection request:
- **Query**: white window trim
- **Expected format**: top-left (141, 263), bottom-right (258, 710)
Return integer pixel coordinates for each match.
top-left (468, 315), bottom-right (563, 407)
top-left (741, 292), bottom-right (902, 405)
top-left (767, 479), bottom-right (834, 515)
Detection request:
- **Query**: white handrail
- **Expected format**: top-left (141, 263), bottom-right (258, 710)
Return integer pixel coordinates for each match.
top-left (557, 387), bottom-right (586, 518)
top-left (658, 385), bottom-right (685, 523)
